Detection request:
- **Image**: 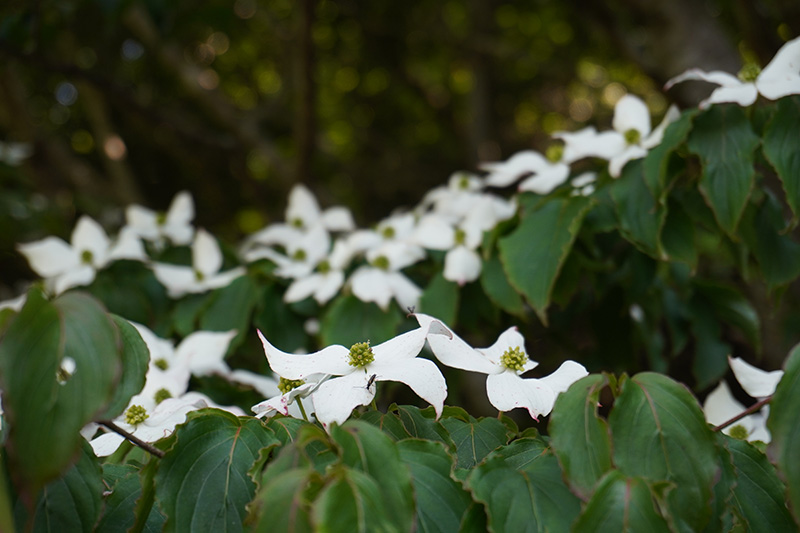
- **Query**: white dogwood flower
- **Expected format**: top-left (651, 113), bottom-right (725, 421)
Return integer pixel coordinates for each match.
top-left (257, 320), bottom-right (451, 429)
top-left (414, 313), bottom-right (588, 420)
top-left (349, 241), bottom-right (425, 311)
top-left (125, 190), bottom-right (195, 246)
top-left (665, 36), bottom-right (800, 108)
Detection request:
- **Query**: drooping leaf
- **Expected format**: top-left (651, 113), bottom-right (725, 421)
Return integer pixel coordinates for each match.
top-left (154, 409), bottom-right (280, 533)
top-left (571, 471), bottom-right (671, 532)
top-left (549, 374), bottom-right (613, 499)
top-left (762, 96), bottom-right (800, 220)
top-left (687, 104), bottom-right (759, 235)
top-left (498, 196), bottom-right (593, 324)
top-left (608, 372), bottom-right (719, 532)
top-left (0, 288), bottom-right (121, 501)
top-left (768, 342), bottom-right (800, 525)
top-left (397, 439), bottom-right (474, 533)
top-left (439, 416), bottom-right (508, 469)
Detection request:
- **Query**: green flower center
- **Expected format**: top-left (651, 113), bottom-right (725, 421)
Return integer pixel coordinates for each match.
top-left (624, 129), bottom-right (641, 146)
top-left (500, 346), bottom-right (527, 372)
top-left (381, 226), bottom-right (395, 239)
top-left (454, 228), bottom-right (466, 246)
top-left (545, 143), bottom-right (564, 163)
top-left (292, 249), bottom-right (307, 261)
top-left (317, 259), bottom-right (331, 274)
top-left (156, 212), bottom-right (167, 226)
top-left (278, 377), bottom-right (305, 394)
top-left (290, 217), bottom-right (304, 228)
top-left (81, 249), bottom-right (94, 265)
top-left (729, 424), bottom-right (749, 440)
top-left (154, 358), bottom-right (169, 371)
top-left (194, 269), bottom-right (205, 282)
top-left (457, 175), bottom-right (470, 190)
top-left (737, 63), bottom-right (761, 83)
top-left (125, 405), bottom-right (149, 426)
top-left (348, 341), bottom-right (375, 368)
top-left (154, 388), bottom-right (172, 404)
top-left (56, 366), bottom-right (71, 384)
top-left (372, 255), bottom-right (390, 270)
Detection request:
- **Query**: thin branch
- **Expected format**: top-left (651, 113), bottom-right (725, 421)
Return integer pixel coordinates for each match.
top-left (712, 396), bottom-right (772, 433)
top-left (99, 420), bottom-right (166, 458)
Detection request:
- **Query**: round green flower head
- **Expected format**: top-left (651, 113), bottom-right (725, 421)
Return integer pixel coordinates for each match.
top-left (293, 249), bottom-right (307, 261)
top-left (154, 358), bottom-right (169, 371)
top-left (81, 249), bottom-right (94, 265)
top-left (125, 405), bottom-right (149, 426)
top-left (454, 228), bottom-right (466, 246)
top-left (546, 143), bottom-right (564, 163)
top-left (500, 346), bottom-right (527, 372)
top-left (154, 388), bottom-right (172, 404)
top-left (457, 175), bottom-right (470, 190)
top-left (194, 269), bottom-right (205, 282)
top-left (291, 217), bottom-right (304, 228)
top-left (737, 63), bottom-right (761, 83)
top-left (317, 259), bottom-right (331, 273)
top-left (728, 424), bottom-right (749, 441)
top-left (372, 255), bottom-right (390, 270)
top-left (156, 212), bottom-right (168, 226)
top-left (278, 377), bottom-right (305, 394)
top-left (624, 128), bottom-right (641, 146)
top-left (381, 226), bottom-right (396, 239)
top-left (348, 341), bottom-right (375, 368)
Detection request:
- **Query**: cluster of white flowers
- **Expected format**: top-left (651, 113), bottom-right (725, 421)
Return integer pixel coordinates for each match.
top-left (253, 313), bottom-right (589, 430)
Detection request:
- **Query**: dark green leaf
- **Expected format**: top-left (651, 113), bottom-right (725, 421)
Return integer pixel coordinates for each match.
top-left (762, 96), bottom-right (800, 220)
top-left (200, 275), bottom-right (262, 352)
top-left (321, 295), bottom-right (402, 347)
top-left (498, 196), bottom-right (592, 323)
top-left (393, 405), bottom-right (454, 448)
top-left (99, 315), bottom-right (150, 420)
top-left (740, 192), bottom-right (800, 288)
top-left (358, 409), bottom-right (413, 441)
top-left (480, 254), bottom-right (525, 316)
top-left (549, 374), bottom-right (613, 498)
top-left (661, 199), bottom-right (698, 267)
top-left (419, 272), bottom-right (459, 326)
top-left (642, 108), bottom-right (697, 192)
top-left (687, 104), bottom-right (759, 235)
top-left (768, 342), bottom-right (800, 525)
top-left (253, 284), bottom-right (308, 354)
top-left (611, 159), bottom-right (665, 259)
top-left (312, 466), bottom-right (395, 533)
top-left (250, 469), bottom-right (319, 533)
top-left (439, 416), bottom-right (508, 469)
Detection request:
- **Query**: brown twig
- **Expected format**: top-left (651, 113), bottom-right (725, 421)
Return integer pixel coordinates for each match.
top-left (99, 420), bottom-right (166, 458)
top-left (712, 396), bottom-right (772, 433)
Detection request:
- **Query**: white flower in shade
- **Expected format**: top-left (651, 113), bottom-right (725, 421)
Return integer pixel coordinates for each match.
top-left (413, 214), bottom-right (483, 286)
top-left (553, 97), bottom-right (679, 178)
top-left (665, 36), bottom-right (800, 108)
top-left (0, 293), bottom-right (27, 312)
top-left (17, 216), bottom-right (146, 295)
top-left (247, 358), bottom-right (326, 420)
top-left (482, 148), bottom-right (573, 195)
top-left (570, 172), bottom-right (597, 197)
top-left (349, 241), bottom-right (425, 311)
top-left (728, 356), bottom-right (784, 399)
top-left (417, 172), bottom-right (486, 216)
top-left (243, 224), bottom-right (331, 279)
top-left (243, 184), bottom-right (355, 252)
top-left (89, 392), bottom-right (244, 456)
top-left (283, 239), bottom-right (355, 305)
top-left (414, 313), bottom-right (588, 420)
top-left (257, 321), bottom-right (451, 430)
top-left (152, 228), bottom-right (245, 298)
top-left (125, 191), bottom-right (195, 246)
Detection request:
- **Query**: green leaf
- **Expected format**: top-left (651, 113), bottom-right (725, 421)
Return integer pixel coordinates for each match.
top-left (0, 288), bottom-right (121, 500)
top-left (321, 295), bottom-right (402, 347)
top-left (250, 469), bottom-right (319, 533)
top-left (480, 254), bottom-right (525, 317)
top-left (661, 199), bottom-right (698, 267)
top-left (498, 196), bottom-right (592, 324)
top-left (688, 295), bottom-right (731, 391)
top-left (608, 373), bottom-right (719, 532)
top-left (172, 293), bottom-right (212, 337)
top-left (642, 108), bottom-right (697, 192)
top-left (763, 96), bottom-right (800, 220)
top-left (693, 281), bottom-right (760, 352)
top-left (99, 315), bottom-right (150, 420)
top-left (155, 409), bottom-right (280, 533)
top-left (572, 471), bottom-right (671, 532)
top-left (357, 410), bottom-right (413, 441)
top-left (14, 440), bottom-right (104, 533)
top-left (393, 405), bottom-right (454, 448)
top-left (253, 284), bottom-right (308, 354)
top-left (549, 374), bottom-right (613, 498)
top-left (439, 416), bottom-right (508, 469)
top-left (332, 421), bottom-right (415, 532)
top-left (312, 466), bottom-right (395, 533)
top-left (611, 159), bottom-right (665, 259)
top-left (397, 439), bottom-right (474, 533)
top-left (740, 192), bottom-right (800, 288)
top-left (97, 463), bottom-right (165, 533)
top-left (419, 272), bottom-right (459, 326)
top-left (200, 274), bottom-right (262, 351)
top-left (86, 261), bottom-right (170, 329)
top-left (467, 446), bottom-right (581, 533)
top-left (768, 342), bottom-right (800, 525)
top-left (687, 104), bottom-right (759, 235)
top-left (724, 436), bottom-right (796, 530)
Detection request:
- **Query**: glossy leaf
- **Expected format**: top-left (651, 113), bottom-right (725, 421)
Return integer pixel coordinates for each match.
top-left (331, 421), bottom-right (415, 532)
top-left (608, 373), bottom-right (718, 532)
top-left (97, 464), bottom-right (165, 533)
top-left (762, 96), bottom-right (800, 220)
top-left (572, 471), bottom-right (671, 532)
top-left (394, 405), bottom-right (454, 448)
top-left (440, 416), bottom-right (508, 469)
top-left (549, 374), bottom-right (613, 498)
top-left (740, 192), bottom-right (800, 288)
top-left (611, 159), bottom-right (665, 259)
top-left (99, 315), bottom-right (150, 420)
top-left (642, 108), bottom-right (697, 192)
top-left (358, 409), bottom-right (413, 441)
top-left (321, 295), bottom-right (402, 347)
top-left (154, 409), bottom-right (280, 533)
top-left (312, 466), bottom-right (394, 533)
top-left (687, 104), bottom-right (759, 235)
top-left (768, 342), bottom-right (800, 525)
top-left (0, 288), bottom-right (121, 499)
top-left (499, 196), bottom-right (592, 323)
top-left (397, 439), bottom-right (473, 533)
top-left (250, 469), bottom-right (319, 533)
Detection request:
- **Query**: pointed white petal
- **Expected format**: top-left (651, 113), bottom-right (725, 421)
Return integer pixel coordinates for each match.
top-left (664, 69), bottom-right (742, 91)
top-left (517, 163), bottom-right (570, 194)
top-left (193, 229), bottom-right (223, 276)
top-left (108, 226), bottom-right (147, 262)
top-left (285, 275), bottom-right (323, 303)
top-left (486, 371), bottom-right (556, 419)
top-left (18, 237), bottom-right (79, 277)
top-left (482, 150), bottom-right (549, 187)
top-left (72, 216), bottom-right (111, 267)
top-left (642, 105), bottom-right (681, 149)
top-left (228, 369), bottom-right (281, 398)
top-left (729, 356), bottom-right (784, 398)
top-left (536, 360), bottom-right (588, 394)
top-left (373, 358), bottom-right (447, 418)
top-left (372, 326), bottom-right (428, 363)
top-left (703, 381), bottom-right (746, 426)
top-left (350, 267), bottom-right (393, 310)
top-left (703, 84), bottom-right (758, 107)
top-left (90, 432), bottom-right (126, 456)
top-left (165, 191), bottom-right (195, 228)
top-left (125, 205), bottom-right (159, 239)
top-left (313, 271), bottom-right (345, 304)
top-left (443, 246), bottom-right (482, 285)
top-left (152, 263), bottom-right (197, 298)
top-left (257, 329), bottom-right (352, 378)
top-left (756, 36), bottom-right (800, 100)
top-left (54, 265), bottom-right (96, 294)
top-left (387, 272), bottom-right (422, 311)
top-left (609, 145), bottom-right (648, 178)
top-left (476, 326), bottom-right (532, 370)
top-left (413, 313), bottom-right (499, 374)
top-left (312, 372), bottom-right (375, 428)
top-left (321, 206), bottom-right (356, 231)
top-left (612, 94), bottom-right (651, 137)
top-left (176, 330), bottom-right (237, 376)
top-left (559, 130), bottom-right (627, 161)
top-left (413, 214), bottom-right (456, 250)
top-left (286, 184), bottom-right (322, 228)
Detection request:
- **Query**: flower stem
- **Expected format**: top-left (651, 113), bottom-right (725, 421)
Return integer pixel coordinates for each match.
top-left (712, 396), bottom-right (772, 433)
top-left (99, 420), bottom-right (166, 458)
top-left (296, 398), bottom-right (309, 422)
